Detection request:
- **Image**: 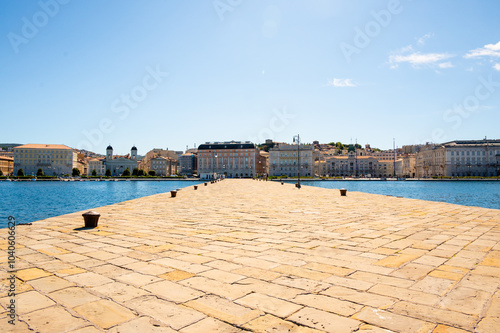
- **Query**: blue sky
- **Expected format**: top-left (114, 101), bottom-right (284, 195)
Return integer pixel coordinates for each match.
top-left (1, 0), bottom-right (499, 155)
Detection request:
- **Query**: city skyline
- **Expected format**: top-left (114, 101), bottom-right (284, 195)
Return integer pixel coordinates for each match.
top-left (1, 1), bottom-right (500, 154)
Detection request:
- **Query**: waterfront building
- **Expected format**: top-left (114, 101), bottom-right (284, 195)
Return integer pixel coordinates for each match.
top-left (323, 145), bottom-right (401, 178)
top-left (402, 154), bottom-right (416, 178)
top-left (368, 150), bottom-right (399, 160)
top-left (150, 156), bottom-right (178, 176)
top-left (104, 145), bottom-right (139, 176)
top-left (76, 152), bottom-right (88, 175)
top-left (0, 156), bottom-right (14, 175)
top-left (268, 143), bottom-right (316, 177)
top-left (141, 148), bottom-right (180, 172)
top-left (415, 140), bottom-right (500, 177)
top-left (315, 159), bottom-right (327, 177)
top-left (13, 144), bottom-right (78, 176)
top-left (88, 158), bottom-right (106, 176)
top-left (325, 155), bottom-right (378, 177)
top-left (256, 151), bottom-right (269, 177)
top-left (179, 153), bottom-right (197, 176)
top-left (197, 141), bottom-right (259, 179)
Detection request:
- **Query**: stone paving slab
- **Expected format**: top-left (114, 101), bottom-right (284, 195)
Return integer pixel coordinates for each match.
top-left (1, 179), bottom-right (500, 332)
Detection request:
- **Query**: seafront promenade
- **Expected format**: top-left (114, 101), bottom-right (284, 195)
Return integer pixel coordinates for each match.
top-left (1, 180), bottom-right (499, 332)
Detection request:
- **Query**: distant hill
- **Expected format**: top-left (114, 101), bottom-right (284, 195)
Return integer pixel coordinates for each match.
top-left (0, 143), bottom-right (22, 150)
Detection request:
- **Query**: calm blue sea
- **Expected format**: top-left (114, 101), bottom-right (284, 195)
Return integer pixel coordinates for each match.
top-left (0, 180), bottom-right (202, 228)
top-left (288, 180), bottom-right (500, 210)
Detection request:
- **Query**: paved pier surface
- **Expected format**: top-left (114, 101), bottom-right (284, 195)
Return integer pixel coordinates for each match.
top-left (1, 179), bottom-right (499, 332)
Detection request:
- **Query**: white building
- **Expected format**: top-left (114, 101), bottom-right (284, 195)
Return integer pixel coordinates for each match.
top-left (104, 145), bottom-right (139, 176)
top-left (415, 140), bottom-right (500, 177)
top-left (317, 145), bottom-right (402, 178)
top-left (269, 143), bottom-right (315, 177)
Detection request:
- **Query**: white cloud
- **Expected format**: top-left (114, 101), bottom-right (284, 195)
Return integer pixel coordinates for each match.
top-left (326, 78), bottom-right (356, 87)
top-left (438, 62), bottom-right (454, 69)
top-left (465, 41), bottom-right (500, 58)
top-left (389, 52), bottom-right (453, 67)
top-left (494, 63), bottom-right (500, 71)
top-left (388, 34), bottom-right (455, 70)
top-left (417, 33), bottom-right (433, 46)
top-left (398, 45), bottom-right (414, 53)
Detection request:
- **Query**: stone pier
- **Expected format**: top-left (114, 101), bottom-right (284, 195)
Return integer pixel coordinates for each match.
top-left (1, 179), bottom-right (499, 332)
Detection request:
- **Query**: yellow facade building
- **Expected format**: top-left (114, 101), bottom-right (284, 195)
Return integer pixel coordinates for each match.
top-left (13, 144), bottom-right (78, 176)
top-left (0, 156), bottom-right (14, 176)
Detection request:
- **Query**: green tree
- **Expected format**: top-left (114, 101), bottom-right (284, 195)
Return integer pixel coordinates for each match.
top-left (0, 169), bottom-right (3, 176)
top-left (336, 142), bottom-right (344, 150)
top-left (122, 168), bottom-right (131, 176)
top-left (132, 168), bottom-right (139, 176)
top-left (17, 168), bottom-right (24, 176)
top-left (148, 170), bottom-right (156, 176)
top-left (105, 169), bottom-right (112, 177)
top-left (72, 168), bottom-right (80, 177)
top-left (138, 169), bottom-right (145, 176)
top-left (37, 168), bottom-right (44, 177)
top-left (91, 169), bottom-right (97, 176)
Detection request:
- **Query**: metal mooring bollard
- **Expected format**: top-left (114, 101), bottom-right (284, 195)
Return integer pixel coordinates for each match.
top-left (171, 190), bottom-right (177, 197)
top-left (340, 188), bottom-right (347, 196)
top-left (204, 182), bottom-right (208, 186)
top-left (194, 185), bottom-right (198, 190)
top-left (82, 211), bottom-right (100, 228)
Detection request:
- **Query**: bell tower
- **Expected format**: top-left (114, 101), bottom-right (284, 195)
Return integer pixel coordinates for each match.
top-left (131, 146), bottom-right (137, 159)
top-left (106, 145), bottom-right (113, 160)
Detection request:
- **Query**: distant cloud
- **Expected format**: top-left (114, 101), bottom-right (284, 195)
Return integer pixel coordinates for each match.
top-left (388, 34), bottom-right (454, 70)
top-left (465, 41), bottom-right (500, 58)
top-left (398, 45), bottom-right (414, 53)
top-left (326, 78), bottom-right (356, 87)
top-left (417, 33), bottom-right (433, 47)
top-left (438, 62), bottom-right (454, 69)
top-left (494, 63), bottom-right (500, 71)
top-left (389, 52), bottom-right (454, 68)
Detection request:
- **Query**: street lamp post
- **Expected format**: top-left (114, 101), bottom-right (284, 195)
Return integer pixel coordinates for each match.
top-left (212, 152), bottom-right (218, 180)
top-left (293, 134), bottom-right (301, 189)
